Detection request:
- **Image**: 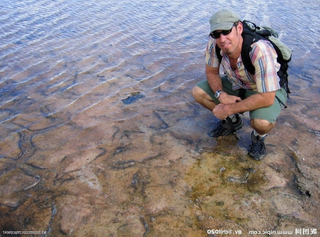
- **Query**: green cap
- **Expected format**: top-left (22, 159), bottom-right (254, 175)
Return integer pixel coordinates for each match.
top-left (209, 9), bottom-right (240, 34)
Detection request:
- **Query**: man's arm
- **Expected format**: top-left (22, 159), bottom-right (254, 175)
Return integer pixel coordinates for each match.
top-left (206, 64), bottom-right (241, 105)
top-left (213, 91), bottom-right (275, 120)
top-left (206, 64), bottom-right (222, 92)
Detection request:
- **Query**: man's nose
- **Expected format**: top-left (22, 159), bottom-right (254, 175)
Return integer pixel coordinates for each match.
top-left (218, 33), bottom-right (227, 41)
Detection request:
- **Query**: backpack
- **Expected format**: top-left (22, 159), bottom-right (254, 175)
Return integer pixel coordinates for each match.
top-left (215, 20), bottom-right (292, 97)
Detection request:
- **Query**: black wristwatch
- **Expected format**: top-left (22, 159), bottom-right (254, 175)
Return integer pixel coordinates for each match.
top-left (215, 90), bottom-right (224, 99)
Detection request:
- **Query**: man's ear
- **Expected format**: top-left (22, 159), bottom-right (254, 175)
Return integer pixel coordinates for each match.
top-left (237, 22), bottom-right (243, 35)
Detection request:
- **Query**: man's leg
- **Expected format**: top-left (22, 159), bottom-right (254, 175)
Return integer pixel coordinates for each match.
top-left (247, 87), bottom-right (288, 160)
top-left (250, 119), bottom-right (276, 135)
top-left (192, 77), bottom-right (236, 108)
top-left (192, 86), bottom-right (216, 111)
top-left (192, 78), bottom-right (244, 137)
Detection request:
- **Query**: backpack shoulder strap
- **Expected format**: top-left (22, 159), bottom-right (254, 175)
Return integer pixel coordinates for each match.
top-left (241, 22), bottom-right (266, 75)
top-left (215, 44), bottom-right (222, 63)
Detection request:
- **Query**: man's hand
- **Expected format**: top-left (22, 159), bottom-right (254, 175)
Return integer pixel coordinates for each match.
top-left (213, 91), bottom-right (276, 120)
top-left (212, 104), bottom-right (230, 120)
top-left (213, 93), bottom-right (241, 119)
top-left (219, 92), bottom-right (241, 105)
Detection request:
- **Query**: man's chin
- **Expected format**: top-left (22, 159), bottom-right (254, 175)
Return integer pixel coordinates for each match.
top-left (221, 49), bottom-right (232, 55)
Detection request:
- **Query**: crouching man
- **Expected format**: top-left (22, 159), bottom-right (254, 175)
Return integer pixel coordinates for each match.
top-left (192, 9), bottom-right (288, 160)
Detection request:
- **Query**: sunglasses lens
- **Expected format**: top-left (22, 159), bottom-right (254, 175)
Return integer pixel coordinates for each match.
top-left (211, 23), bottom-right (237, 39)
top-left (211, 32), bottom-right (221, 39)
top-left (211, 29), bottom-right (231, 39)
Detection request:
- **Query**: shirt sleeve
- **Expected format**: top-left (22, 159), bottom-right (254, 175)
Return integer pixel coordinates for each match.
top-left (205, 37), bottom-right (220, 68)
top-left (249, 40), bottom-right (281, 93)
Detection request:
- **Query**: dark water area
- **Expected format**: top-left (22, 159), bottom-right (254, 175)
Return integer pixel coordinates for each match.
top-left (0, 0), bottom-right (319, 235)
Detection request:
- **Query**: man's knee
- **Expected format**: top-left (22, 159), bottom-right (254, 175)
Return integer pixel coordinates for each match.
top-left (192, 86), bottom-right (206, 101)
top-left (192, 86), bottom-right (217, 110)
top-left (250, 119), bottom-right (276, 134)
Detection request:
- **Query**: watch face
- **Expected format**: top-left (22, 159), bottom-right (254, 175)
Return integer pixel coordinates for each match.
top-left (215, 91), bottom-right (220, 98)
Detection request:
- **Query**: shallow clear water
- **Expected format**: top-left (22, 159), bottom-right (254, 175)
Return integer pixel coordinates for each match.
top-left (0, 0), bottom-right (319, 235)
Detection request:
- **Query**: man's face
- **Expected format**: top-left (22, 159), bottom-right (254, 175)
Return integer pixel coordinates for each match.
top-left (215, 22), bottom-right (243, 56)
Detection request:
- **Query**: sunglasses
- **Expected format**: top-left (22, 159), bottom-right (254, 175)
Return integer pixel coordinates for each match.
top-left (210, 22), bottom-right (238, 39)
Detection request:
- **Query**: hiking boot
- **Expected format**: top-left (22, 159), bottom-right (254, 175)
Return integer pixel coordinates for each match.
top-left (249, 131), bottom-right (266, 160)
top-left (208, 114), bottom-right (244, 138)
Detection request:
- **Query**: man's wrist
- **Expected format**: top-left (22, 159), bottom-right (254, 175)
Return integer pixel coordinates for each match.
top-left (215, 90), bottom-right (224, 99)
top-left (217, 91), bottom-right (226, 102)
top-left (224, 103), bottom-right (232, 116)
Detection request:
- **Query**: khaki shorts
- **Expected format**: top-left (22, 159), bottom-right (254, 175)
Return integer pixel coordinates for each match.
top-left (195, 76), bottom-right (287, 123)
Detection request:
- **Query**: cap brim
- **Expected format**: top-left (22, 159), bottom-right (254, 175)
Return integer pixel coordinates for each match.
top-left (210, 22), bottom-right (234, 34)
